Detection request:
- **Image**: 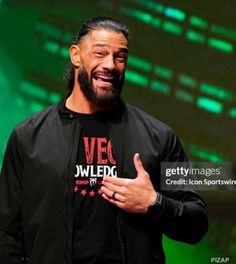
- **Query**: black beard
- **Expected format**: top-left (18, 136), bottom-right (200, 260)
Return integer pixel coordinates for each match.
top-left (77, 66), bottom-right (124, 107)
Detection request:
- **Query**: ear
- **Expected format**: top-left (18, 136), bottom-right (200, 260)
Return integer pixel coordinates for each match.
top-left (69, 44), bottom-right (80, 67)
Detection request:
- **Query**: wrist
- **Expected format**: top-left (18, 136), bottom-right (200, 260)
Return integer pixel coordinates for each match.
top-left (148, 191), bottom-right (158, 206)
top-left (146, 192), bottom-right (163, 216)
top-left (144, 191), bottom-right (157, 213)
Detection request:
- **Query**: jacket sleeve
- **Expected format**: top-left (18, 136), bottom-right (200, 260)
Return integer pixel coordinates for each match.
top-left (0, 130), bottom-right (24, 263)
top-left (157, 129), bottom-right (208, 244)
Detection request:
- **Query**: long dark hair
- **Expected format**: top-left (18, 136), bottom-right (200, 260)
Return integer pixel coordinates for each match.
top-left (64, 16), bottom-right (129, 91)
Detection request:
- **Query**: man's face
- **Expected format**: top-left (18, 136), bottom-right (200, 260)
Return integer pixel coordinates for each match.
top-left (77, 29), bottom-right (128, 107)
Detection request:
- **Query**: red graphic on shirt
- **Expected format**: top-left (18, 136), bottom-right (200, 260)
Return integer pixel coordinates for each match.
top-left (74, 137), bottom-right (117, 197)
top-left (89, 190), bottom-right (96, 197)
top-left (81, 189), bottom-right (87, 196)
top-left (97, 189), bottom-right (103, 195)
top-left (74, 186), bottom-right (79, 193)
top-left (84, 137), bottom-right (116, 164)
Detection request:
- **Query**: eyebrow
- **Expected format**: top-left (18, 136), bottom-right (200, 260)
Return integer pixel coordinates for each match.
top-left (91, 44), bottom-right (128, 53)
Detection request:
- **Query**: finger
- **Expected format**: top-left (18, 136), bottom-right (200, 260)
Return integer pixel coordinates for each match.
top-left (101, 185), bottom-right (115, 199)
top-left (133, 153), bottom-right (145, 173)
top-left (102, 193), bottom-right (125, 208)
top-left (101, 186), bottom-right (125, 202)
top-left (102, 181), bottom-right (122, 193)
top-left (102, 176), bottom-right (127, 186)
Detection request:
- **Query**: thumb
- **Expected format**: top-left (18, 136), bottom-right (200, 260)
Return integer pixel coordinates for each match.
top-left (133, 153), bottom-right (146, 174)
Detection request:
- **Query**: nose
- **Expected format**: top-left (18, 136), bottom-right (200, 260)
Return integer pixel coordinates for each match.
top-left (102, 55), bottom-right (116, 71)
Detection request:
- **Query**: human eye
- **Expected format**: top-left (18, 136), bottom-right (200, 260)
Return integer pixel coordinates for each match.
top-left (94, 50), bottom-right (105, 57)
top-left (116, 52), bottom-right (128, 62)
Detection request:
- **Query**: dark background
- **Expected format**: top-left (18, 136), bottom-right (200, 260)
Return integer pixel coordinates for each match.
top-left (0, 0), bottom-right (235, 263)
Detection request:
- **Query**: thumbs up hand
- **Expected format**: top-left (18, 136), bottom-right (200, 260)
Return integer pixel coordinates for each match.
top-left (101, 153), bottom-right (157, 214)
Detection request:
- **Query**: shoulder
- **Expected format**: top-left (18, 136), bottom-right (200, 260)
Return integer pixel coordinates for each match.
top-left (125, 103), bottom-right (174, 135)
top-left (124, 103), bottom-right (186, 161)
top-left (12, 104), bottom-right (58, 142)
top-left (15, 104), bottom-right (57, 131)
top-left (4, 105), bottom-right (57, 161)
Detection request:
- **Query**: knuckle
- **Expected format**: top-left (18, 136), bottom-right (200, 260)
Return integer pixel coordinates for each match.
top-left (121, 189), bottom-right (126, 196)
top-left (124, 181), bottom-right (130, 188)
top-left (122, 196), bottom-right (127, 203)
top-left (119, 197), bottom-right (125, 203)
top-left (119, 189), bottom-right (125, 195)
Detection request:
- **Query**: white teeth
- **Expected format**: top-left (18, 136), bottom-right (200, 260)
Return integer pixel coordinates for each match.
top-left (96, 75), bottom-right (113, 80)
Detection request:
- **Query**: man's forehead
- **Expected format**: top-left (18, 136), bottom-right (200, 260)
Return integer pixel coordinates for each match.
top-left (81, 29), bottom-right (128, 49)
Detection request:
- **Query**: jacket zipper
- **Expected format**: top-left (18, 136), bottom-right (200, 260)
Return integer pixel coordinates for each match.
top-left (117, 212), bottom-right (125, 264)
top-left (108, 123), bottom-right (126, 264)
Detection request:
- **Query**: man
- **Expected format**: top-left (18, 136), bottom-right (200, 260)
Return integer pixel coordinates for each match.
top-left (0, 17), bottom-right (208, 264)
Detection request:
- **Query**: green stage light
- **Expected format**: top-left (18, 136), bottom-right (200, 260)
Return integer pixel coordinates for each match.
top-left (154, 65), bottom-right (173, 79)
top-left (162, 20), bottom-right (182, 35)
top-left (122, 7), bottom-right (162, 29)
top-left (189, 16), bottom-right (208, 29)
top-left (60, 46), bottom-right (69, 58)
top-left (125, 70), bottom-right (149, 87)
top-left (164, 7), bottom-right (186, 22)
top-left (135, 0), bottom-right (164, 13)
top-left (178, 74), bottom-right (197, 89)
top-left (153, 2), bottom-right (165, 13)
top-left (49, 92), bottom-right (61, 104)
top-left (29, 101), bottom-right (45, 113)
top-left (196, 97), bottom-right (223, 114)
top-left (44, 41), bottom-right (60, 54)
top-left (186, 30), bottom-right (206, 44)
top-left (121, 4), bottom-right (235, 56)
top-left (208, 38), bottom-right (234, 53)
top-left (211, 24), bottom-right (236, 41)
top-left (20, 81), bottom-right (48, 101)
top-left (36, 22), bottom-right (61, 39)
top-left (15, 95), bottom-right (26, 108)
top-left (229, 108), bottom-right (236, 118)
top-left (63, 32), bottom-right (73, 43)
top-left (200, 83), bottom-right (233, 102)
top-left (175, 90), bottom-right (194, 103)
top-left (128, 54), bottom-right (152, 72)
top-left (20, 81), bottom-right (60, 104)
top-left (151, 17), bottom-right (162, 28)
top-left (190, 145), bottom-right (225, 162)
top-left (150, 80), bottom-right (170, 94)
top-left (120, 7), bottom-right (153, 24)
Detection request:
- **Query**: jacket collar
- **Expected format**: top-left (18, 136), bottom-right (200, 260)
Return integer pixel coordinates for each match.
top-left (57, 93), bottom-right (127, 122)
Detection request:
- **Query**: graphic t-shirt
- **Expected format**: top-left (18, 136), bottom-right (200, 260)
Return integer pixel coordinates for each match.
top-left (70, 110), bottom-right (122, 264)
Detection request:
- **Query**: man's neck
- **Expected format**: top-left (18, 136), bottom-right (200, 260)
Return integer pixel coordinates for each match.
top-left (66, 86), bottom-right (109, 114)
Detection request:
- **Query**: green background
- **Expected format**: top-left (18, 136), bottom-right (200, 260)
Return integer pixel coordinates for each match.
top-left (0, 0), bottom-right (236, 263)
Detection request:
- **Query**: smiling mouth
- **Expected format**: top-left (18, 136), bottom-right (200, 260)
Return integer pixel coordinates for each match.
top-left (93, 72), bottom-right (117, 86)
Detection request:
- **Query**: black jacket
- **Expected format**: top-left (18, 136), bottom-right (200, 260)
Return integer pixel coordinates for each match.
top-left (0, 98), bottom-right (208, 264)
